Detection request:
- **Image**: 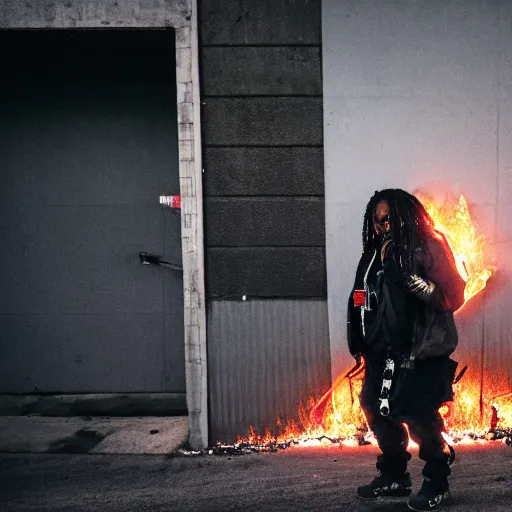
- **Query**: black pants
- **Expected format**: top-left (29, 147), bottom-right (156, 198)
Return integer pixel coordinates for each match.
top-left (360, 355), bottom-right (452, 487)
top-left (368, 410), bottom-right (450, 484)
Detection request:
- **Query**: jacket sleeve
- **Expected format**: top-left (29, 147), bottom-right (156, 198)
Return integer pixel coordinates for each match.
top-left (347, 253), bottom-right (367, 357)
top-left (423, 233), bottom-right (466, 312)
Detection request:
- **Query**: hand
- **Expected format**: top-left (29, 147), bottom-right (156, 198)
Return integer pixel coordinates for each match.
top-left (403, 274), bottom-right (436, 304)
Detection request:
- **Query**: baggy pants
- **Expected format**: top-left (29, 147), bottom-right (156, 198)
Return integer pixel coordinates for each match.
top-left (360, 354), bottom-right (452, 488)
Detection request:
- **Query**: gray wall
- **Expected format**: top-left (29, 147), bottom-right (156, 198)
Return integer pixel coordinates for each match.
top-left (200, 0), bottom-right (331, 442)
top-left (208, 300), bottom-right (330, 442)
top-left (201, 1), bottom-right (326, 299)
top-left (323, 1), bottom-right (512, 395)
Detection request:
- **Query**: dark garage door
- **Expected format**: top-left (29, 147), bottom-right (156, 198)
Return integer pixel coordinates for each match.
top-left (0, 30), bottom-right (185, 393)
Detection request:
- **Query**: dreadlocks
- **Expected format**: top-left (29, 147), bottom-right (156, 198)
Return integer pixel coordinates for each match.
top-left (362, 189), bottom-right (435, 275)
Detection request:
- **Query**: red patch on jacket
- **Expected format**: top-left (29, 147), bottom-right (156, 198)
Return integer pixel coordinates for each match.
top-left (353, 290), bottom-right (366, 307)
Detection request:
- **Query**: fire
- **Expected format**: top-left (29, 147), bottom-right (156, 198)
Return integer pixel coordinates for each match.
top-left (440, 366), bottom-right (512, 437)
top-left (416, 193), bottom-right (494, 305)
top-left (237, 367), bottom-right (512, 448)
top-left (235, 193), bottom-right (510, 449)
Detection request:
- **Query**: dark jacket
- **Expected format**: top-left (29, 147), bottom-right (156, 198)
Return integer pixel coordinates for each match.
top-left (347, 231), bottom-right (466, 420)
top-left (347, 231), bottom-right (465, 360)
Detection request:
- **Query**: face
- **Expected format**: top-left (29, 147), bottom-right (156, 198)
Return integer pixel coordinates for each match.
top-left (374, 200), bottom-right (391, 237)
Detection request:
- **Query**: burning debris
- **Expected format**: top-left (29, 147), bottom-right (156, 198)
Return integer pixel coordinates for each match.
top-left (177, 421), bottom-right (512, 458)
top-left (201, 384), bottom-right (512, 457)
top-left (487, 428), bottom-right (512, 447)
top-left (178, 382), bottom-right (512, 457)
top-left (177, 431), bottom-right (374, 457)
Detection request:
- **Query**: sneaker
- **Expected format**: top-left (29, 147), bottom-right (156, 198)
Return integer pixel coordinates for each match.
top-left (408, 477), bottom-right (451, 511)
top-left (357, 471), bottom-right (412, 499)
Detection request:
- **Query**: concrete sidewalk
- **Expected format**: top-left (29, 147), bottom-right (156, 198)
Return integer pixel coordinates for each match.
top-left (0, 416), bottom-right (189, 455)
top-left (1, 444), bottom-right (511, 511)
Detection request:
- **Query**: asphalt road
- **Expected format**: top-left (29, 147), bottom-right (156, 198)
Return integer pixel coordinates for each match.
top-left (0, 443), bottom-right (510, 511)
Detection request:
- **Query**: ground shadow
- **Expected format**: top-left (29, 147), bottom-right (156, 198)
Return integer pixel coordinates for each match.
top-left (47, 429), bottom-right (107, 454)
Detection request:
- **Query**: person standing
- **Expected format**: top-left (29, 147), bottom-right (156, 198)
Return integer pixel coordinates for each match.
top-left (348, 189), bottom-right (465, 511)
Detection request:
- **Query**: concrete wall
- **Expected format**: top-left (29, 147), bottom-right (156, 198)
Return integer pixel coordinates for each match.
top-left (201, 0), bottom-right (326, 299)
top-left (0, 0), bottom-right (190, 27)
top-left (323, 0), bottom-right (512, 396)
top-left (199, 0), bottom-right (331, 442)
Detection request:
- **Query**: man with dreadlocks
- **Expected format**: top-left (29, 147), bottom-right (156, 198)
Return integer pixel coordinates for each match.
top-left (348, 189), bottom-right (465, 511)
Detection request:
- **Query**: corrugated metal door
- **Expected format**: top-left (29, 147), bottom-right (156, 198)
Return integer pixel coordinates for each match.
top-left (0, 30), bottom-right (185, 393)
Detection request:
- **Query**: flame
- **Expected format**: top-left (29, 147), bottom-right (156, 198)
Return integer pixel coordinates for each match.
top-left (237, 367), bottom-right (512, 447)
top-left (236, 193), bottom-right (509, 448)
top-left (416, 193), bottom-right (494, 305)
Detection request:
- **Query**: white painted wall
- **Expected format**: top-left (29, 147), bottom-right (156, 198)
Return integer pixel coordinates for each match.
top-left (322, 0), bottom-right (512, 383)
